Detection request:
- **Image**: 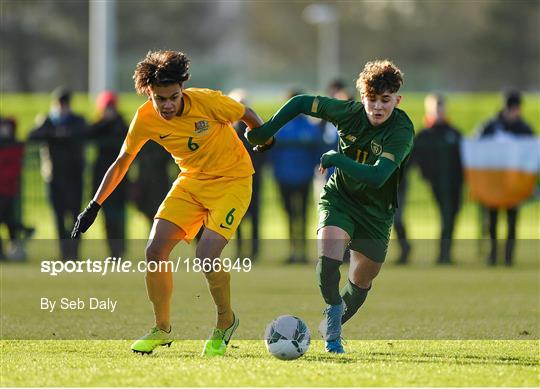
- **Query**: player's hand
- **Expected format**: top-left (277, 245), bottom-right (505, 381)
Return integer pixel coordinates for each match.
top-left (244, 124), bottom-right (271, 146)
top-left (244, 128), bottom-right (260, 145)
top-left (71, 200), bottom-right (101, 239)
top-left (320, 150), bottom-right (338, 171)
top-left (253, 136), bottom-right (276, 153)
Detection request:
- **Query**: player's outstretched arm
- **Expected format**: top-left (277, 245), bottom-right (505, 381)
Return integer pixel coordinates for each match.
top-left (92, 146), bottom-right (136, 204)
top-left (71, 146), bottom-right (136, 238)
top-left (246, 95), bottom-right (315, 145)
top-left (320, 151), bottom-right (398, 189)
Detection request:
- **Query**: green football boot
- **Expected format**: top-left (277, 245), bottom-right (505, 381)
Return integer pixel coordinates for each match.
top-left (201, 314), bottom-right (239, 356)
top-left (131, 326), bottom-right (173, 355)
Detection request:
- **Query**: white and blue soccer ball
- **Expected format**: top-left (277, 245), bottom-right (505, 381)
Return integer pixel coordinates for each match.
top-left (264, 315), bottom-right (311, 360)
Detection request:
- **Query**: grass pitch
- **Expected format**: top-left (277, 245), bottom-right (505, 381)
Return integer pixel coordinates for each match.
top-left (1, 254), bottom-right (538, 386)
top-left (1, 340), bottom-right (538, 386)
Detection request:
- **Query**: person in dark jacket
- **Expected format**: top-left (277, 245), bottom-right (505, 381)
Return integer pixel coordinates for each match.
top-left (0, 117), bottom-right (34, 260)
top-left (270, 89), bottom-right (323, 264)
top-left (28, 87), bottom-right (87, 260)
top-left (228, 89), bottom-right (265, 261)
top-left (131, 141), bottom-right (173, 228)
top-left (476, 90), bottom-right (534, 266)
top-left (413, 93), bottom-right (463, 264)
top-left (89, 91), bottom-right (128, 259)
top-left (393, 161), bottom-right (411, 264)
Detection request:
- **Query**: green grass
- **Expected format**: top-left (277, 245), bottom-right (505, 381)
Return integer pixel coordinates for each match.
top-left (1, 340), bottom-right (538, 386)
top-left (1, 251), bottom-right (539, 386)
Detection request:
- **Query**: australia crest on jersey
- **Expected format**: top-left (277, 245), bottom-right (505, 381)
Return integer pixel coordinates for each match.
top-left (194, 120), bottom-right (209, 134)
top-left (370, 140), bottom-right (383, 156)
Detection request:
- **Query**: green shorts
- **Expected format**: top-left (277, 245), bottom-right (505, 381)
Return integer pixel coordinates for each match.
top-left (318, 190), bottom-right (393, 263)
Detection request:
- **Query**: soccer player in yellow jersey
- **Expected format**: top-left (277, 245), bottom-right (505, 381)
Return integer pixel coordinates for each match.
top-left (71, 50), bottom-right (270, 356)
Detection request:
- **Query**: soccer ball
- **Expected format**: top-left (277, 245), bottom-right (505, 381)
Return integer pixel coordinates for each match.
top-left (264, 315), bottom-right (311, 360)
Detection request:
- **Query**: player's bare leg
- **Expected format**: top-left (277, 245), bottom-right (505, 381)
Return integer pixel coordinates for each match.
top-left (349, 250), bottom-right (382, 288)
top-left (318, 226), bottom-right (350, 260)
top-left (317, 226), bottom-right (350, 353)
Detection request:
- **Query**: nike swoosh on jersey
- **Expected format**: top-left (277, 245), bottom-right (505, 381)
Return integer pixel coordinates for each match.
top-left (159, 133), bottom-right (172, 139)
top-left (219, 224), bottom-right (231, 229)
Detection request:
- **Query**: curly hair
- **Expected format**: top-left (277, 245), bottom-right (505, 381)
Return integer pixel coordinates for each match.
top-left (356, 60), bottom-right (404, 96)
top-left (133, 50), bottom-right (190, 95)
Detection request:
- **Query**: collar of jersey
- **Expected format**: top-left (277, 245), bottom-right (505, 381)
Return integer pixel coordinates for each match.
top-left (179, 89), bottom-right (192, 117)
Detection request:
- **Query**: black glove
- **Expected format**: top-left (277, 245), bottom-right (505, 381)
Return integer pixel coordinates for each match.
top-left (253, 136), bottom-right (276, 153)
top-left (71, 200), bottom-right (101, 239)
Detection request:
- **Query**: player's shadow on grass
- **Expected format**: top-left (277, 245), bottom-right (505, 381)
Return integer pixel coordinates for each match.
top-left (300, 354), bottom-right (358, 364)
top-left (232, 349), bottom-right (358, 364)
top-left (130, 350), bottom-right (200, 359)
top-left (366, 352), bottom-right (537, 367)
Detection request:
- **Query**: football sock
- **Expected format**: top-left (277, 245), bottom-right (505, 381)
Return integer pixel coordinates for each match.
top-left (145, 267), bottom-right (173, 330)
top-left (204, 270), bottom-right (233, 329)
top-left (316, 256), bottom-right (342, 306)
top-left (340, 279), bottom-right (370, 324)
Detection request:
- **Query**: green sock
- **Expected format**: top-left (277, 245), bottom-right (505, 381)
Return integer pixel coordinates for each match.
top-left (341, 279), bottom-right (370, 324)
top-left (316, 256), bottom-right (342, 306)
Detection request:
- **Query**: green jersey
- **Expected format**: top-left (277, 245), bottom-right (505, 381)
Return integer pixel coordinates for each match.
top-left (312, 96), bottom-right (414, 220)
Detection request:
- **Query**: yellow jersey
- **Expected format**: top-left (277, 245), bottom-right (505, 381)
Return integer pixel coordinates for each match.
top-left (123, 88), bottom-right (254, 179)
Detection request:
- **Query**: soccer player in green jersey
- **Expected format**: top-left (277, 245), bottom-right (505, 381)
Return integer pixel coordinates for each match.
top-left (246, 60), bottom-right (414, 353)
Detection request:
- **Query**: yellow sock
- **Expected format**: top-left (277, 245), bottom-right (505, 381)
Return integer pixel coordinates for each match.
top-left (204, 270), bottom-right (233, 329)
top-left (145, 268), bottom-right (173, 330)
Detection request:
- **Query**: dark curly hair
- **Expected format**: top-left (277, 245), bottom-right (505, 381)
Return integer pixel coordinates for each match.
top-left (356, 60), bottom-right (403, 96)
top-left (133, 50), bottom-right (190, 95)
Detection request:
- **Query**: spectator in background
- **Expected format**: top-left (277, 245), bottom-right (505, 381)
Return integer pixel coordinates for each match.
top-left (89, 91), bottom-right (128, 259)
top-left (0, 117), bottom-right (34, 260)
top-left (229, 89), bottom-right (265, 261)
top-left (271, 89), bottom-right (323, 264)
top-left (393, 158), bottom-right (411, 264)
top-left (477, 90), bottom-right (534, 266)
top-left (327, 79), bottom-right (354, 101)
top-left (131, 141), bottom-right (173, 229)
top-left (413, 94), bottom-right (463, 264)
top-left (28, 87), bottom-right (87, 260)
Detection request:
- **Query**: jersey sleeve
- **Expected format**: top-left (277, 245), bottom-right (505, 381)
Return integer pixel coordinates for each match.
top-left (310, 96), bottom-right (356, 125)
top-left (382, 126), bottom-right (414, 167)
top-left (122, 110), bottom-right (149, 156)
top-left (207, 91), bottom-right (245, 123)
